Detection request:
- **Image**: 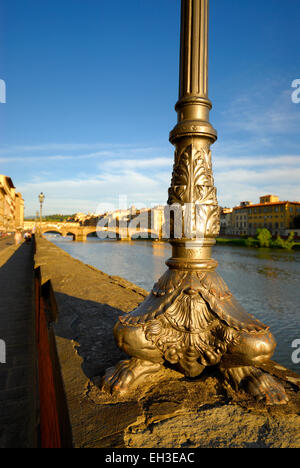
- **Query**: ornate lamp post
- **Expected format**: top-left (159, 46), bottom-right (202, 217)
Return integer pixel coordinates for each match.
top-left (39, 192), bottom-right (45, 235)
top-left (103, 0), bottom-right (288, 405)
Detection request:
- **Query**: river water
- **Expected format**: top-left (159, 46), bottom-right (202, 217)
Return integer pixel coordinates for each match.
top-left (46, 235), bottom-right (300, 373)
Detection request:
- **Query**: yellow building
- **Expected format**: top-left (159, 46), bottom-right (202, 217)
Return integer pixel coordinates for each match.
top-left (0, 175), bottom-right (24, 233)
top-left (232, 195), bottom-right (300, 236)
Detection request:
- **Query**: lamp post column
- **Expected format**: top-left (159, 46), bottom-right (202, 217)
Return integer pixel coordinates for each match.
top-left (167, 0), bottom-right (219, 270)
top-left (102, 0), bottom-right (288, 405)
top-left (39, 192), bottom-right (45, 236)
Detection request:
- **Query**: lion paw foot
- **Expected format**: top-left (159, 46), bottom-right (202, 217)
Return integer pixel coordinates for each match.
top-left (225, 366), bottom-right (289, 405)
top-left (101, 358), bottom-right (161, 395)
top-left (244, 368), bottom-right (289, 405)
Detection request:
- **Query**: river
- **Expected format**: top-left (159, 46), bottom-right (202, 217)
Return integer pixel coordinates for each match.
top-left (45, 235), bottom-right (300, 374)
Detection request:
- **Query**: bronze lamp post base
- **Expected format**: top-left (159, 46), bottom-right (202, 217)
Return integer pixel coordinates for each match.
top-left (101, 0), bottom-right (288, 406)
top-left (102, 264), bottom-right (288, 405)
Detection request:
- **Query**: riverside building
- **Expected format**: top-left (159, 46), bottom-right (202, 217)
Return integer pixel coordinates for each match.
top-left (230, 195), bottom-right (300, 237)
top-left (0, 175), bottom-right (24, 234)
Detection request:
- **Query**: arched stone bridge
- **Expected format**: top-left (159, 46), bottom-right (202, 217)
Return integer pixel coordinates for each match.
top-left (23, 221), bottom-right (161, 242)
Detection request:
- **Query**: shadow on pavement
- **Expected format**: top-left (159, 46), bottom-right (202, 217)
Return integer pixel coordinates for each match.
top-left (53, 292), bottom-right (127, 381)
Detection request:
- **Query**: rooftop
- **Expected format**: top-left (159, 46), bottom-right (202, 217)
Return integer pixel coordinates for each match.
top-left (234, 200), bottom-right (300, 211)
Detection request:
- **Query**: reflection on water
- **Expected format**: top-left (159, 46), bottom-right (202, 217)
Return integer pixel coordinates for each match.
top-left (46, 234), bottom-right (300, 373)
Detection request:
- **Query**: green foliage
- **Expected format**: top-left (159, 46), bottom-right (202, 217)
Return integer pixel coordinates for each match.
top-left (43, 214), bottom-right (73, 222)
top-left (216, 238), bottom-right (247, 246)
top-left (25, 214), bottom-right (74, 222)
top-left (256, 228), bottom-right (272, 247)
top-left (245, 236), bottom-right (259, 248)
top-left (271, 236), bottom-right (285, 249)
top-left (250, 229), bottom-right (296, 250)
top-left (278, 231), bottom-right (296, 250)
top-left (217, 230), bottom-right (297, 250)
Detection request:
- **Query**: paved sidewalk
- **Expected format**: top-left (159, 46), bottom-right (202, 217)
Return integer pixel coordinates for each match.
top-left (0, 242), bottom-right (37, 448)
top-left (0, 235), bottom-right (14, 252)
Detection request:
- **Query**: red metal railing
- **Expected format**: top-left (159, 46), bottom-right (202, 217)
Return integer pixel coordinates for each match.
top-left (35, 263), bottom-right (72, 448)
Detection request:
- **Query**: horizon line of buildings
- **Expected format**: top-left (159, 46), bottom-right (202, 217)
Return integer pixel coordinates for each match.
top-left (220, 195), bottom-right (300, 237)
top-left (59, 195), bottom-right (300, 239)
top-left (0, 175), bottom-right (24, 233)
top-left (11, 182), bottom-right (300, 239)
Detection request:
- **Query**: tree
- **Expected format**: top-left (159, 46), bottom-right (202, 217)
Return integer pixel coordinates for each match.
top-left (246, 228), bottom-right (296, 250)
top-left (283, 231), bottom-right (296, 250)
top-left (256, 228), bottom-right (272, 247)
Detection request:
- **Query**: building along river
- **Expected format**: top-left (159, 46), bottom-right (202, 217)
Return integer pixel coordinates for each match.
top-left (45, 234), bottom-right (300, 374)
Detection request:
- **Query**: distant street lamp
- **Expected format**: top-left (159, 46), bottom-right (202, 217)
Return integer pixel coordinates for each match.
top-left (39, 192), bottom-right (45, 235)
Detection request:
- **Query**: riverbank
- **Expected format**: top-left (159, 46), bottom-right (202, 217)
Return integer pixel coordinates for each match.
top-left (35, 237), bottom-right (300, 448)
top-left (216, 237), bottom-right (300, 249)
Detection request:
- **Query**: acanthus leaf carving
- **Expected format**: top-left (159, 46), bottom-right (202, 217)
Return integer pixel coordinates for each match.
top-left (168, 144), bottom-right (215, 206)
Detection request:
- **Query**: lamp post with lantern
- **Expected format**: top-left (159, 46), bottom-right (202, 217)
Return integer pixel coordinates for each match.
top-left (38, 192), bottom-right (45, 236)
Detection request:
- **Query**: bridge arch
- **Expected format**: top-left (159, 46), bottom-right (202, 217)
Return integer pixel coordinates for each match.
top-left (94, 226), bottom-right (160, 240)
top-left (91, 227), bottom-right (121, 240)
top-left (43, 229), bottom-right (63, 236)
top-left (29, 221), bottom-right (162, 242)
top-left (65, 231), bottom-right (76, 241)
top-left (86, 231), bottom-right (98, 238)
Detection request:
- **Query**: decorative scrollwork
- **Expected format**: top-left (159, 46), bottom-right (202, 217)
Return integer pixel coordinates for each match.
top-left (168, 145), bottom-right (215, 206)
top-left (195, 205), bottom-right (220, 237)
top-left (167, 144), bottom-right (220, 238)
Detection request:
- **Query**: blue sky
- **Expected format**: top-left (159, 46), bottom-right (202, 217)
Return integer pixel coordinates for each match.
top-left (0, 0), bottom-right (300, 216)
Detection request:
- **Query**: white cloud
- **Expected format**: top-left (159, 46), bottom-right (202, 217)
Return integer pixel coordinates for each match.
top-left (102, 157), bottom-right (173, 170)
top-left (214, 155), bottom-right (300, 169)
top-left (19, 168), bottom-right (170, 215)
top-left (215, 166), bottom-right (300, 207)
top-left (223, 87), bottom-right (300, 136)
top-left (0, 142), bottom-right (139, 155)
top-left (3, 94), bottom-right (299, 217)
top-left (20, 149), bottom-right (300, 215)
